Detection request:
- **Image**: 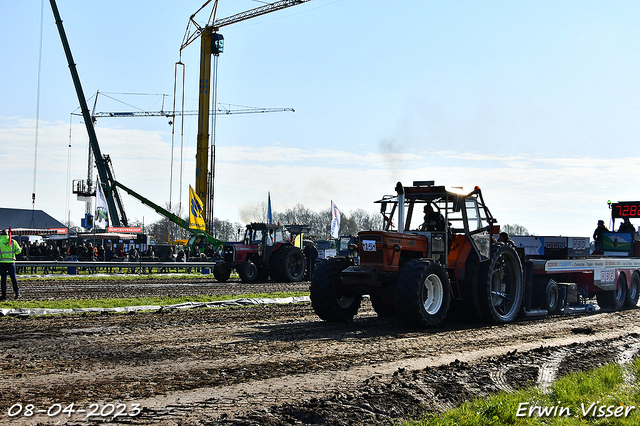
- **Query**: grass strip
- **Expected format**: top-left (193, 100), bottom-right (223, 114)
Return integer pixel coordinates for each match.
top-left (0, 292), bottom-right (309, 310)
top-left (406, 359), bottom-right (640, 425)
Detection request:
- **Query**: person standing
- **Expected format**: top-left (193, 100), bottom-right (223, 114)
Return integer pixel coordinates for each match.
top-left (618, 217), bottom-right (635, 234)
top-left (0, 229), bottom-right (22, 301)
top-left (303, 241), bottom-right (318, 280)
top-left (593, 220), bottom-right (609, 254)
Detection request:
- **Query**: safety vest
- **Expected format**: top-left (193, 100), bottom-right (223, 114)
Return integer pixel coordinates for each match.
top-left (0, 236), bottom-right (21, 263)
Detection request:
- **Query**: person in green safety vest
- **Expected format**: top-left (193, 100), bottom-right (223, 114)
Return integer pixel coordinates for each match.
top-left (0, 228), bottom-right (22, 301)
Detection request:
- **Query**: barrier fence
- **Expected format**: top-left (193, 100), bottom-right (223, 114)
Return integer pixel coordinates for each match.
top-left (15, 260), bottom-right (219, 275)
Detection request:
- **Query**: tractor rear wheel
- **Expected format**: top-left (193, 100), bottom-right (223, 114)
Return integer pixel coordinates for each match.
top-left (238, 260), bottom-right (258, 283)
top-left (213, 262), bottom-right (231, 282)
top-left (311, 258), bottom-right (362, 322)
top-left (477, 243), bottom-right (524, 324)
top-left (272, 245), bottom-right (306, 282)
top-left (450, 251), bottom-right (483, 320)
top-left (396, 260), bottom-right (450, 328)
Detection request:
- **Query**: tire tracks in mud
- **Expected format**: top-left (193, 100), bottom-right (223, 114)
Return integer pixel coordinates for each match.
top-left (1, 279), bottom-right (640, 425)
top-left (135, 330), bottom-right (640, 425)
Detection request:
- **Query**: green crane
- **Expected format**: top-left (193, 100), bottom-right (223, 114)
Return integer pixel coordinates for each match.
top-left (49, 0), bottom-right (128, 226)
top-left (109, 181), bottom-right (224, 250)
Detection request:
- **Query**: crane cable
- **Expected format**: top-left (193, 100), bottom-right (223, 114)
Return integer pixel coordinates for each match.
top-left (178, 63), bottom-right (186, 234)
top-left (170, 60), bottom-right (187, 241)
top-left (65, 114), bottom-right (73, 228)
top-left (32, 0), bottom-right (45, 218)
top-left (209, 55), bottom-right (220, 232)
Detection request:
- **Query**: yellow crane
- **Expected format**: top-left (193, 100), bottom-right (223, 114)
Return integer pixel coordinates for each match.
top-left (179, 0), bottom-right (312, 232)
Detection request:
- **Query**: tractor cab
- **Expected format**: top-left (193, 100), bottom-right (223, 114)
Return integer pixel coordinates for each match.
top-left (219, 222), bottom-right (306, 283)
top-left (241, 223), bottom-right (285, 261)
top-left (373, 181), bottom-right (496, 266)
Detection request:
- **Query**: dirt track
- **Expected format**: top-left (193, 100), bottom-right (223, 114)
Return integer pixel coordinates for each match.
top-left (1, 277), bottom-right (640, 425)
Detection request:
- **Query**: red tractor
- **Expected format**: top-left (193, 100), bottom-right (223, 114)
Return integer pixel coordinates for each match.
top-left (214, 222), bottom-right (306, 283)
top-left (310, 181), bottom-right (524, 327)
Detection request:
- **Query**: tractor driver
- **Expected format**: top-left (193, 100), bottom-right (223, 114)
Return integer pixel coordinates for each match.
top-left (420, 204), bottom-right (445, 232)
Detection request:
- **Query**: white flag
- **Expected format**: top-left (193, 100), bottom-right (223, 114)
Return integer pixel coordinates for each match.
top-left (95, 184), bottom-right (109, 229)
top-left (330, 201), bottom-right (341, 238)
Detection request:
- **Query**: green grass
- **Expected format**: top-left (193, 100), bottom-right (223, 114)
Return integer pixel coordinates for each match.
top-left (405, 359), bottom-right (640, 425)
top-left (2, 271), bottom-right (312, 310)
top-left (0, 292), bottom-right (309, 310)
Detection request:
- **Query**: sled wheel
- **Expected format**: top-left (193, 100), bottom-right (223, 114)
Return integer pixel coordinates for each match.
top-left (597, 273), bottom-right (627, 311)
top-left (624, 272), bottom-right (640, 308)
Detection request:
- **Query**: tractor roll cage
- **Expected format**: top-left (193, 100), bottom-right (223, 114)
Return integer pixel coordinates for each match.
top-left (374, 182), bottom-right (497, 261)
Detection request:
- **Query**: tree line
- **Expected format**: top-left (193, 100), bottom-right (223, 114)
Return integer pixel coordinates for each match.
top-left (69, 204), bottom-right (529, 243)
top-left (141, 203), bottom-right (385, 243)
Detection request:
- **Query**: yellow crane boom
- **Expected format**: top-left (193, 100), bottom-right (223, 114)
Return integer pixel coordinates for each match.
top-left (180, 0), bottom-right (312, 233)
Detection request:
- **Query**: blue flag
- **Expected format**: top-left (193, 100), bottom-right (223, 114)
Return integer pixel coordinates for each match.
top-left (268, 192), bottom-right (273, 224)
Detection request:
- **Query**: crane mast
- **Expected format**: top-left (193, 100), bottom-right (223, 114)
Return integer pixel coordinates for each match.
top-left (49, 0), bottom-right (128, 226)
top-left (182, 0), bottom-right (312, 232)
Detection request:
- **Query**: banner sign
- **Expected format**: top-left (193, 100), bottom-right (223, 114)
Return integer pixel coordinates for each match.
top-left (107, 227), bottom-right (142, 233)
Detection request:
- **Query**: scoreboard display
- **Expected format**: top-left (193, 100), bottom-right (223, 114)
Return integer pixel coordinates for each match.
top-left (611, 202), bottom-right (640, 219)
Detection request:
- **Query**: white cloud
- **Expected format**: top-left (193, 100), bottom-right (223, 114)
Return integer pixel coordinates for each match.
top-left (3, 117), bottom-right (637, 239)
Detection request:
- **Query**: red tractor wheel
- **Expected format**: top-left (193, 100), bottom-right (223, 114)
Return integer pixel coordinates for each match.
top-left (238, 261), bottom-right (258, 283)
top-left (272, 245), bottom-right (306, 283)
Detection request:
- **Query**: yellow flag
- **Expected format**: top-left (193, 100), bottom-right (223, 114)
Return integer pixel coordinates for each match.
top-left (189, 186), bottom-right (206, 231)
top-left (294, 233), bottom-right (303, 248)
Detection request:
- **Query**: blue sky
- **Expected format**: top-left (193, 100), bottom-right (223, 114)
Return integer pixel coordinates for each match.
top-left (1, 0), bottom-right (639, 236)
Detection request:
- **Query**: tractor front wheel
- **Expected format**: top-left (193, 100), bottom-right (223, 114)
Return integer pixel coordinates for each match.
top-left (396, 260), bottom-right (450, 328)
top-left (370, 285), bottom-right (397, 318)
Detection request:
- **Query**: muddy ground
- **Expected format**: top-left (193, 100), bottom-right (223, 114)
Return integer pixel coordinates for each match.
top-left (1, 277), bottom-right (640, 425)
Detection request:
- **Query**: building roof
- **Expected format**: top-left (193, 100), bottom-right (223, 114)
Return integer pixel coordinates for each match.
top-left (0, 208), bottom-right (67, 232)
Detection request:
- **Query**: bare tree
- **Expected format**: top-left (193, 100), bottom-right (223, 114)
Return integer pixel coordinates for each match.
top-left (144, 204), bottom-right (384, 243)
top-left (212, 218), bottom-right (244, 242)
top-left (254, 202), bottom-right (269, 223)
top-left (349, 208), bottom-right (384, 231)
top-left (339, 215), bottom-right (358, 236)
top-left (501, 224), bottom-right (531, 236)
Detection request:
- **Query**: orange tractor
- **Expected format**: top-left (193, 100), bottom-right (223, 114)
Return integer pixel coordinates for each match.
top-left (310, 181), bottom-right (524, 327)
